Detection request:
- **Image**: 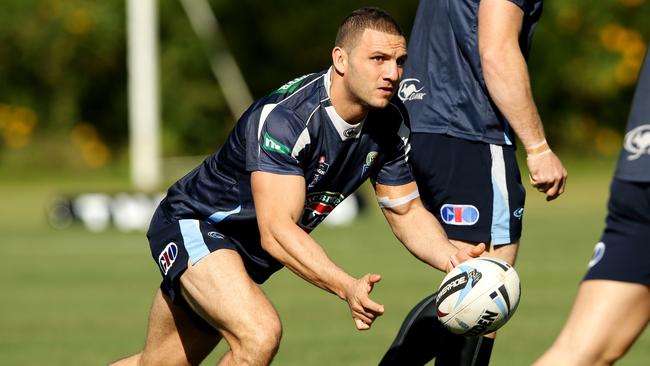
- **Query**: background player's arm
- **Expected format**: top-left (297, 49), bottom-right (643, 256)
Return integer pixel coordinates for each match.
top-left (251, 171), bottom-right (384, 330)
top-left (375, 181), bottom-right (485, 273)
top-left (478, 0), bottom-right (567, 200)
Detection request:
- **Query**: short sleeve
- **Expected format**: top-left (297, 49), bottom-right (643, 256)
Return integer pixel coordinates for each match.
top-left (372, 121), bottom-right (414, 186)
top-left (508, 0), bottom-right (526, 9)
top-left (246, 104), bottom-right (306, 176)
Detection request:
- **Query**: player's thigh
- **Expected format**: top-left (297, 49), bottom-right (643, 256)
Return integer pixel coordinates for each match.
top-left (139, 289), bottom-right (221, 366)
top-left (557, 280), bottom-right (650, 362)
top-left (180, 249), bottom-right (282, 348)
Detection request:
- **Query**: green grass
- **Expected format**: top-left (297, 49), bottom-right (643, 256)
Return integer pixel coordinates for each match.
top-left (0, 158), bottom-right (648, 365)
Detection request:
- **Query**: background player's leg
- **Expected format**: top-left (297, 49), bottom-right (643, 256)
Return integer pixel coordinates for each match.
top-left (180, 249), bottom-right (283, 366)
top-left (378, 292), bottom-right (444, 365)
top-left (110, 289), bottom-right (221, 366)
top-left (434, 240), bottom-right (517, 366)
top-left (533, 280), bottom-right (650, 366)
top-left (379, 241), bottom-right (518, 366)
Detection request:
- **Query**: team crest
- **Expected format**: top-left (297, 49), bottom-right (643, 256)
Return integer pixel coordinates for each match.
top-left (440, 204), bottom-right (480, 226)
top-left (158, 242), bottom-right (178, 275)
top-left (362, 151), bottom-right (378, 177)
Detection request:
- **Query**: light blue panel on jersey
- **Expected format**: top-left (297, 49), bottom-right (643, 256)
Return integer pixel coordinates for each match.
top-left (208, 205), bottom-right (241, 224)
top-left (490, 145), bottom-right (511, 245)
top-left (179, 219), bottom-right (210, 265)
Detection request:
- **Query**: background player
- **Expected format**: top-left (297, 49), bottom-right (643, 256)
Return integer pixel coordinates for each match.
top-left (111, 8), bottom-right (485, 366)
top-left (380, 0), bottom-right (567, 365)
top-left (532, 45), bottom-right (650, 366)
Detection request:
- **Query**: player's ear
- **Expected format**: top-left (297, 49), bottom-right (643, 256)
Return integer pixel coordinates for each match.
top-left (332, 46), bottom-right (348, 74)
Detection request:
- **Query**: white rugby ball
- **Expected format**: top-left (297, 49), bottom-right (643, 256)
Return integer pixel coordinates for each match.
top-left (435, 257), bottom-right (520, 336)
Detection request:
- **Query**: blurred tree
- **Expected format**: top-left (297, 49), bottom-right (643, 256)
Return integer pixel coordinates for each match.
top-left (0, 0), bottom-right (647, 170)
top-left (529, 0), bottom-right (649, 156)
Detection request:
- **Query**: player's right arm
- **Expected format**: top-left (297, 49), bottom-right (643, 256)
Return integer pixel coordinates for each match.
top-left (251, 171), bottom-right (384, 330)
top-left (478, 0), bottom-right (567, 201)
top-left (375, 181), bottom-right (486, 273)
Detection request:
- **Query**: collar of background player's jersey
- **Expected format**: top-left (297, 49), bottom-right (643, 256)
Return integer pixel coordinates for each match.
top-left (323, 67), bottom-right (365, 141)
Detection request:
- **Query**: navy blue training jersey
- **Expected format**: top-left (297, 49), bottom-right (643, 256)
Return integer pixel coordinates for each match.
top-left (615, 46), bottom-right (650, 182)
top-left (398, 0), bottom-right (543, 145)
top-left (160, 68), bottom-right (413, 270)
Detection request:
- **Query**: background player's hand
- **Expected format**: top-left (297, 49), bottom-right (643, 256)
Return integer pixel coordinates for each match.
top-left (445, 242), bottom-right (486, 272)
top-left (344, 273), bottom-right (384, 330)
top-left (526, 151), bottom-right (567, 201)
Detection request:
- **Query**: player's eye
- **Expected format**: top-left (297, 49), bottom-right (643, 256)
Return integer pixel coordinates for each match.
top-left (372, 55), bottom-right (384, 62)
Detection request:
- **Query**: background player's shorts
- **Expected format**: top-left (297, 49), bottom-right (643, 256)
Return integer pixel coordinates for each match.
top-left (584, 179), bottom-right (650, 285)
top-left (409, 133), bottom-right (526, 245)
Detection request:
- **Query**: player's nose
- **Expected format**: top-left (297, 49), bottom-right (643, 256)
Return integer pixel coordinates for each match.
top-left (382, 61), bottom-right (400, 82)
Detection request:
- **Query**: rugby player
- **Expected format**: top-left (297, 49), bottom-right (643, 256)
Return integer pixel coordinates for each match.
top-left (111, 7), bottom-right (484, 366)
top-left (380, 0), bottom-right (567, 364)
top-left (533, 44), bottom-right (650, 366)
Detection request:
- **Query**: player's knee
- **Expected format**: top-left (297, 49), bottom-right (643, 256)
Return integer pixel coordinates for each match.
top-left (140, 351), bottom-right (188, 366)
top-left (233, 320), bottom-right (282, 364)
top-left (108, 353), bottom-right (141, 366)
top-left (250, 320), bottom-right (283, 355)
top-left (595, 345), bottom-right (628, 366)
top-left (554, 339), bottom-right (623, 366)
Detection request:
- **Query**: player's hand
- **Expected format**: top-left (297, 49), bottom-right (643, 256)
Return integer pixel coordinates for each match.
top-left (526, 151), bottom-right (567, 201)
top-left (445, 243), bottom-right (486, 273)
top-left (344, 273), bottom-right (384, 330)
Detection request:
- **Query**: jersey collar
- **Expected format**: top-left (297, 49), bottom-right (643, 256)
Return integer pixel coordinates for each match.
top-left (323, 67), bottom-right (365, 141)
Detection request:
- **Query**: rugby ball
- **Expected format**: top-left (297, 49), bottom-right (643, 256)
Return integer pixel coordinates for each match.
top-left (435, 257), bottom-right (520, 336)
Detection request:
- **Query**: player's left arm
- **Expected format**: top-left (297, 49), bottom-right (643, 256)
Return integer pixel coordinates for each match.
top-left (375, 181), bottom-right (485, 273)
top-left (478, 0), bottom-right (567, 201)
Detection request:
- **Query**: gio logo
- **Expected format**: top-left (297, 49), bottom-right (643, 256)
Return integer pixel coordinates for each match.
top-left (441, 204), bottom-right (479, 226)
top-left (624, 124), bottom-right (650, 160)
top-left (398, 78), bottom-right (426, 101)
top-left (262, 132), bottom-right (291, 155)
top-left (158, 242), bottom-right (178, 276)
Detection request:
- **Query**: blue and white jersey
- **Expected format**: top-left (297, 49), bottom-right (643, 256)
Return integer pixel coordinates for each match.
top-left (615, 47), bottom-right (650, 182)
top-left (398, 0), bottom-right (543, 145)
top-left (161, 68), bottom-right (412, 271)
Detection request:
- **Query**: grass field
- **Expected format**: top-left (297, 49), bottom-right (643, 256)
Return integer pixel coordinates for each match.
top-left (0, 158), bottom-right (648, 365)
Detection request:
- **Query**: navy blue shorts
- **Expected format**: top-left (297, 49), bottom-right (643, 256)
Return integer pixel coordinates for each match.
top-left (584, 179), bottom-right (650, 285)
top-left (409, 133), bottom-right (526, 245)
top-left (147, 206), bottom-right (239, 305)
top-left (147, 205), bottom-right (282, 301)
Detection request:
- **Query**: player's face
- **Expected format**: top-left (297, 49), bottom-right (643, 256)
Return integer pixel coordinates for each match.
top-left (345, 29), bottom-right (407, 109)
